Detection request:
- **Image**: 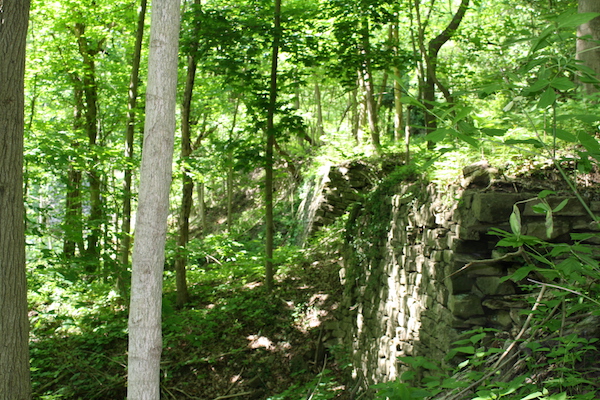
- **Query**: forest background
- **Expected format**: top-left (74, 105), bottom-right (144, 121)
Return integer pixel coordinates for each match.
top-left (2, 0), bottom-right (600, 398)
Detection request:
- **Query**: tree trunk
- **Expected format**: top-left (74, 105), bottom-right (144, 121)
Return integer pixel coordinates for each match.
top-left (74, 22), bottom-right (103, 261)
top-left (0, 0), bottom-right (32, 397)
top-left (577, 0), bottom-right (600, 94)
top-left (127, 0), bottom-right (180, 397)
top-left (175, 52), bottom-right (197, 308)
top-left (416, 0), bottom-right (469, 145)
top-left (64, 83), bottom-right (85, 258)
top-left (314, 79), bottom-right (324, 139)
top-left (265, 0), bottom-right (281, 293)
top-left (119, 0), bottom-right (147, 299)
top-left (360, 18), bottom-right (381, 153)
top-left (391, 21), bottom-right (404, 144)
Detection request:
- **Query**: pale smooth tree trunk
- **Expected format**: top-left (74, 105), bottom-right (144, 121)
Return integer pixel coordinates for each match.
top-left (127, 0), bottom-right (180, 397)
top-left (0, 0), bottom-right (32, 397)
top-left (577, 0), bottom-right (600, 94)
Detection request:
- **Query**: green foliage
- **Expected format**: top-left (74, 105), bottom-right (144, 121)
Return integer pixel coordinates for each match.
top-left (267, 368), bottom-right (342, 400)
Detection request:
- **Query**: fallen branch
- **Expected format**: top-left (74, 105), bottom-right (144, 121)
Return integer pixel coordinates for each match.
top-left (446, 248), bottom-right (524, 279)
top-left (212, 391), bottom-right (253, 400)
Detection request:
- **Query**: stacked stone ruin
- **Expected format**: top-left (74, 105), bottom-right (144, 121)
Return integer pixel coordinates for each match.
top-left (306, 163), bottom-right (600, 387)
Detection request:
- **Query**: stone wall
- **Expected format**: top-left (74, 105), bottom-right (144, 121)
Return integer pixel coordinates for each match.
top-left (321, 178), bottom-right (600, 389)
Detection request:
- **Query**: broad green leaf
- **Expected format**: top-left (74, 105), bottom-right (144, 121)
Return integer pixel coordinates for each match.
top-left (532, 203), bottom-right (551, 214)
top-left (503, 265), bottom-right (534, 282)
top-left (550, 77), bottom-right (575, 91)
top-left (497, 237), bottom-right (523, 247)
top-left (554, 129), bottom-right (577, 143)
top-left (527, 78), bottom-right (550, 93)
top-left (538, 87), bottom-right (556, 108)
top-left (452, 106), bottom-right (473, 124)
top-left (455, 131), bottom-right (480, 148)
top-left (424, 128), bottom-right (449, 143)
top-left (505, 138), bottom-right (544, 148)
top-left (469, 332), bottom-right (486, 343)
top-left (553, 198), bottom-right (568, 213)
top-left (545, 392), bottom-right (567, 400)
top-left (538, 190), bottom-right (555, 199)
top-left (520, 391), bottom-right (544, 400)
top-left (571, 232), bottom-right (599, 242)
top-left (557, 12), bottom-right (600, 29)
top-left (577, 131), bottom-right (600, 154)
top-left (529, 252), bottom-right (553, 266)
top-left (481, 128), bottom-right (506, 137)
top-left (510, 204), bottom-right (521, 236)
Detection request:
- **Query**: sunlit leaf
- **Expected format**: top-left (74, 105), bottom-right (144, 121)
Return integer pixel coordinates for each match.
top-left (538, 87), bottom-right (556, 108)
top-left (510, 204), bottom-right (521, 236)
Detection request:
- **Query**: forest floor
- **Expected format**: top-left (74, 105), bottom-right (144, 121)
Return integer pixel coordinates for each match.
top-left (30, 239), bottom-right (351, 400)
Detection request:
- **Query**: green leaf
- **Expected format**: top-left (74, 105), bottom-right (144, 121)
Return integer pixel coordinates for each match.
top-left (504, 265), bottom-right (534, 282)
top-left (550, 77), bottom-right (575, 91)
top-left (481, 128), bottom-right (507, 137)
top-left (504, 138), bottom-right (545, 148)
top-left (554, 129), bottom-right (577, 143)
top-left (424, 128), bottom-right (449, 143)
top-left (452, 106), bottom-right (473, 124)
top-left (532, 203), bottom-right (551, 214)
top-left (510, 205), bottom-right (521, 236)
top-left (520, 391), bottom-right (544, 400)
top-left (455, 131), bottom-right (480, 148)
top-left (538, 87), bottom-right (556, 108)
top-left (557, 12), bottom-right (600, 29)
top-left (553, 198), bottom-right (569, 213)
top-left (538, 190), bottom-right (555, 199)
top-left (527, 78), bottom-right (550, 93)
top-left (577, 131), bottom-right (600, 154)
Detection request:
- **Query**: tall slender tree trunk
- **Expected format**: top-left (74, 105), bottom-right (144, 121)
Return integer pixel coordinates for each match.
top-left (0, 0), bottom-right (32, 396)
top-left (577, 0), bottom-right (600, 94)
top-left (360, 18), bottom-right (381, 153)
top-left (175, 52), bottom-right (197, 308)
top-left (265, 0), bottom-right (282, 293)
top-left (74, 22), bottom-right (103, 261)
top-left (127, 0), bottom-right (180, 396)
top-left (64, 84), bottom-right (85, 258)
top-left (391, 21), bottom-right (404, 144)
top-left (226, 98), bottom-right (240, 231)
top-left (417, 0), bottom-right (469, 146)
top-left (314, 79), bottom-right (324, 139)
top-left (119, 0), bottom-right (147, 298)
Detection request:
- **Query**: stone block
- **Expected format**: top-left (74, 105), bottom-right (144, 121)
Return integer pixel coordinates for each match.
top-left (475, 276), bottom-right (515, 296)
top-left (448, 293), bottom-right (484, 319)
top-left (523, 218), bottom-right (570, 240)
top-left (471, 192), bottom-right (530, 223)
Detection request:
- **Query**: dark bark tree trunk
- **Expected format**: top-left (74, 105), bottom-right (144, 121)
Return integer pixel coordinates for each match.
top-left (416, 0), bottom-right (469, 145)
top-left (119, 0), bottom-right (147, 298)
top-left (360, 18), bottom-right (381, 153)
top-left (577, 0), bottom-right (600, 94)
top-left (64, 82), bottom-right (86, 258)
top-left (74, 22), bottom-right (103, 261)
top-left (0, 0), bottom-right (32, 397)
top-left (265, 0), bottom-right (282, 292)
top-left (175, 52), bottom-right (197, 308)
